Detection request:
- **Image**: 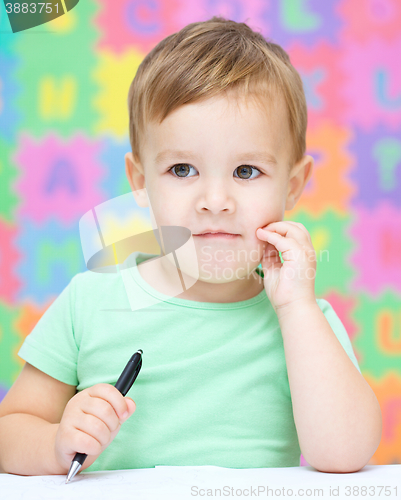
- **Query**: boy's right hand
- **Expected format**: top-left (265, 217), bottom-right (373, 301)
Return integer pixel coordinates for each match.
top-left (54, 383), bottom-right (136, 472)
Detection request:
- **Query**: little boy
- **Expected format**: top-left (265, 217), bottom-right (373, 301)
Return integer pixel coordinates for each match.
top-left (0, 16), bottom-right (381, 476)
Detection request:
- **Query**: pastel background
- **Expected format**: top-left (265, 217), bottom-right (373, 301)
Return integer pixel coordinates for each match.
top-left (0, 0), bottom-right (400, 467)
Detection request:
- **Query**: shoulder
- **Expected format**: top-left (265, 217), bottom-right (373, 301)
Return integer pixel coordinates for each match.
top-left (314, 297), bottom-right (346, 328)
top-left (72, 269), bottom-right (120, 287)
top-left (73, 251), bottom-right (151, 292)
top-left (314, 297), bottom-right (347, 337)
top-left (315, 297), bottom-right (332, 312)
top-left (70, 270), bottom-right (127, 304)
top-left (315, 297), bottom-right (362, 373)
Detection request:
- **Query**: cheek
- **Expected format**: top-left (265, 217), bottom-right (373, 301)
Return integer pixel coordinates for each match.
top-left (247, 189), bottom-right (285, 222)
top-left (150, 198), bottom-right (187, 228)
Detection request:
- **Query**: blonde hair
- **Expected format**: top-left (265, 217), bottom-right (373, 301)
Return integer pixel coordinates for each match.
top-left (127, 16), bottom-right (307, 170)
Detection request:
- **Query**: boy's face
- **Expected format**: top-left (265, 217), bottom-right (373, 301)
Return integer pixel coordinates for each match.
top-left (125, 90), bottom-right (313, 290)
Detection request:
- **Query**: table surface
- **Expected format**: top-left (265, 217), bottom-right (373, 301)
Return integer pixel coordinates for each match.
top-left (1, 464), bottom-right (400, 500)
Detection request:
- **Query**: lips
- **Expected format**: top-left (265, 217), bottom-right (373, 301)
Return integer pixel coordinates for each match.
top-left (193, 232), bottom-right (240, 239)
top-left (193, 230), bottom-right (239, 235)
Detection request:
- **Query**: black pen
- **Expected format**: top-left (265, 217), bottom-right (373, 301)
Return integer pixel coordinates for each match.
top-left (65, 349), bottom-right (143, 484)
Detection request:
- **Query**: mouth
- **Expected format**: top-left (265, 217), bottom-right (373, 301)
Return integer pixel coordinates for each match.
top-left (193, 232), bottom-right (240, 239)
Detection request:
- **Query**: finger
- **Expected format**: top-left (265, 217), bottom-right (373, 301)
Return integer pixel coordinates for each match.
top-left (265, 251), bottom-right (281, 261)
top-left (262, 239), bottom-right (280, 257)
top-left (265, 244), bottom-right (280, 259)
top-left (263, 221), bottom-right (309, 243)
top-left (257, 229), bottom-right (298, 258)
top-left (256, 231), bottom-right (280, 260)
top-left (65, 430), bottom-right (101, 458)
top-left (125, 397), bottom-right (137, 415)
top-left (73, 413), bottom-right (111, 450)
top-left (282, 221), bottom-right (312, 241)
top-left (87, 383), bottom-right (130, 421)
top-left (256, 228), bottom-right (281, 248)
top-left (80, 395), bottom-right (122, 433)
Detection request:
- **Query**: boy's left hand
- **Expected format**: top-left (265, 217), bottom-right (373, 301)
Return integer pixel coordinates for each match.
top-left (256, 221), bottom-right (317, 314)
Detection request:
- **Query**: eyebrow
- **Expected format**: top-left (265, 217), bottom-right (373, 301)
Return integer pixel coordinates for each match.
top-left (153, 149), bottom-right (278, 166)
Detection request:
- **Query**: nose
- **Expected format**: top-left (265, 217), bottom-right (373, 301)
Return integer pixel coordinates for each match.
top-left (195, 180), bottom-right (236, 214)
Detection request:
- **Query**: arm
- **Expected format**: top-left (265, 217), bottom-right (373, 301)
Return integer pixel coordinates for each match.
top-left (0, 362), bottom-right (76, 475)
top-left (0, 415), bottom-right (63, 475)
top-left (276, 299), bottom-right (382, 473)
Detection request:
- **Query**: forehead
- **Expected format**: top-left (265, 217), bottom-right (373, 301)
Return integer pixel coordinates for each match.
top-left (142, 88), bottom-right (291, 162)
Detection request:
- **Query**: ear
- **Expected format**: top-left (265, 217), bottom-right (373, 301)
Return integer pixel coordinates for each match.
top-left (125, 152), bottom-right (149, 208)
top-left (285, 154), bottom-right (314, 211)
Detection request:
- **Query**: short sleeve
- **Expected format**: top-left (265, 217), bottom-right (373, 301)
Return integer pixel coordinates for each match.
top-left (18, 274), bottom-right (82, 386)
top-left (316, 298), bottom-right (362, 374)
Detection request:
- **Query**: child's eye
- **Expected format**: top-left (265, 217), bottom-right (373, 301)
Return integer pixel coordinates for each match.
top-left (234, 165), bottom-right (262, 180)
top-left (168, 164), bottom-right (197, 178)
top-left (168, 164), bottom-right (262, 180)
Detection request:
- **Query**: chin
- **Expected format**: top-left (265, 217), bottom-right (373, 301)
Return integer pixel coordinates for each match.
top-left (196, 266), bottom-right (252, 283)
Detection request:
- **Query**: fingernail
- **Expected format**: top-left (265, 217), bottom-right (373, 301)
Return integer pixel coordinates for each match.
top-left (121, 411), bottom-right (129, 420)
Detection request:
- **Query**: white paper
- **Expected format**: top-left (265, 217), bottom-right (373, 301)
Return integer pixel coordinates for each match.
top-left (1, 464), bottom-right (400, 500)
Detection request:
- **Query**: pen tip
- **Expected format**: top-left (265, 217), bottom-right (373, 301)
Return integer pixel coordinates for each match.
top-left (138, 349), bottom-right (143, 354)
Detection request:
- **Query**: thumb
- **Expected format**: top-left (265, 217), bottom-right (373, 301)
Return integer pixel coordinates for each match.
top-left (125, 397), bottom-right (136, 415)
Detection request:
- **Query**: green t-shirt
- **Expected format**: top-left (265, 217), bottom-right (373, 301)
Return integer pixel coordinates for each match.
top-left (18, 251), bottom-right (361, 472)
